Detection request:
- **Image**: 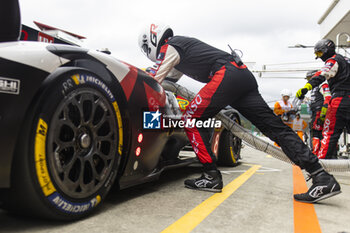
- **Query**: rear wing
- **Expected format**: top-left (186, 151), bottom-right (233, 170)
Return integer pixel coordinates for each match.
top-left (20, 22), bottom-right (85, 46)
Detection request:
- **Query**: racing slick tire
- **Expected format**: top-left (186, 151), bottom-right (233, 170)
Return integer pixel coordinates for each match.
top-left (6, 68), bottom-right (123, 220)
top-left (217, 117), bottom-right (242, 167)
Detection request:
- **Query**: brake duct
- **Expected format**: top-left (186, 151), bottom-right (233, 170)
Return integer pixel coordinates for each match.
top-left (161, 80), bottom-right (350, 173)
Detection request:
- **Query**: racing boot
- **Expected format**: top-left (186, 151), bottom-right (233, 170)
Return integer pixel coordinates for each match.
top-left (294, 170), bottom-right (341, 203)
top-left (184, 170), bottom-right (223, 193)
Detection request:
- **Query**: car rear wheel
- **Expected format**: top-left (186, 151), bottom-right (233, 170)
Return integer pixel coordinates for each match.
top-left (217, 117), bottom-right (242, 166)
top-left (6, 69), bottom-right (123, 220)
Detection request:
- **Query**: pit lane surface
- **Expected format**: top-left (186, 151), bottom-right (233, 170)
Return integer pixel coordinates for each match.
top-left (0, 147), bottom-right (349, 233)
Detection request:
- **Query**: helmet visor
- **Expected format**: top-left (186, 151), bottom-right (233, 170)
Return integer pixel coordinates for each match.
top-left (315, 51), bottom-right (323, 58)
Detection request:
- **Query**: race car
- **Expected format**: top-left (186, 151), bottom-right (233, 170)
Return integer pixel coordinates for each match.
top-left (0, 41), bottom-right (242, 220)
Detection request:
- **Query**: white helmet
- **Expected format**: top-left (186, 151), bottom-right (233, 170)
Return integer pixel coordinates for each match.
top-left (138, 23), bottom-right (173, 62)
top-left (280, 89), bottom-right (292, 97)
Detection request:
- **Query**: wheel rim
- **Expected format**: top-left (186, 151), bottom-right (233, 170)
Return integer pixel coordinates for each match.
top-left (47, 88), bottom-right (118, 199)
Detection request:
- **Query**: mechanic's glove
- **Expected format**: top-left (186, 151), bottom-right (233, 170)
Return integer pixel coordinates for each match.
top-left (296, 83), bottom-right (312, 99)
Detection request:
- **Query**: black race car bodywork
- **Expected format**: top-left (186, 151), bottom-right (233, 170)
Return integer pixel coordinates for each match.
top-left (0, 41), bottom-right (241, 220)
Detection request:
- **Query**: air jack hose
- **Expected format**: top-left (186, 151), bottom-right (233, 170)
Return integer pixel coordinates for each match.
top-left (162, 80), bottom-right (350, 173)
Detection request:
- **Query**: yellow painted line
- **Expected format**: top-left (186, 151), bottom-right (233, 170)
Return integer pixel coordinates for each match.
top-left (293, 166), bottom-right (321, 233)
top-left (266, 155), bottom-right (273, 158)
top-left (161, 165), bottom-right (261, 233)
top-left (241, 162), bottom-right (258, 166)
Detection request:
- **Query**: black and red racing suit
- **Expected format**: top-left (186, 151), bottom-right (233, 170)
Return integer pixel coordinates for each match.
top-left (0, 0), bottom-right (21, 42)
top-left (308, 54), bottom-right (350, 159)
top-left (151, 35), bottom-right (321, 173)
top-left (309, 82), bottom-right (331, 155)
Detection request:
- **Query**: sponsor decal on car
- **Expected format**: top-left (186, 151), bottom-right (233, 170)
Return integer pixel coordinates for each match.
top-left (0, 77), bottom-right (20, 95)
top-left (176, 96), bottom-right (189, 111)
top-left (38, 32), bottom-right (54, 43)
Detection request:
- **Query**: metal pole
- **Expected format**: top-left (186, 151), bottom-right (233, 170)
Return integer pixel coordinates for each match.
top-left (335, 32), bottom-right (350, 53)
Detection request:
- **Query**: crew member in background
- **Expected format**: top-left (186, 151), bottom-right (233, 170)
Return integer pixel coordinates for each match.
top-left (274, 89), bottom-right (293, 128)
top-left (305, 70), bottom-right (331, 155)
top-left (293, 113), bottom-right (307, 141)
top-left (139, 24), bottom-right (341, 203)
top-left (273, 89), bottom-right (293, 146)
top-left (297, 39), bottom-right (350, 160)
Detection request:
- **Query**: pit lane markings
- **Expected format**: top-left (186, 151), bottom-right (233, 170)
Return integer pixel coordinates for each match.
top-left (161, 165), bottom-right (261, 233)
top-left (293, 166), bottom-right (321, 233)
top-left (221, 166), bottom-right (281, 174)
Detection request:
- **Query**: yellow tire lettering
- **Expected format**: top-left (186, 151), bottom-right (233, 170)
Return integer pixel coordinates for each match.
top-left (96, 195), bottom-right (101, 206)
top-left (230, 146), bottom-right (236, 163)
top-left (71, 74), bottom-right (80, 85)
top-left (35, 118), bottom-right (56, 196)
top-left (112, 101), bottom-right (123, 155)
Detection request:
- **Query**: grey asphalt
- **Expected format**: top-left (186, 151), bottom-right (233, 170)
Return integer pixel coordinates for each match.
top-left (0, 147), bottom-right (349, 233)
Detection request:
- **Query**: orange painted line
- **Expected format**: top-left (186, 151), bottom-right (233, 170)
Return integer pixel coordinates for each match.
top-left (293, 166), bottom-right (322, 233)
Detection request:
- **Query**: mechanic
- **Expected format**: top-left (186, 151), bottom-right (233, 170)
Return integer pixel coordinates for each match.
top-left (305, 70), bottom-right (332, 156)
top-left (274, 89), bottom-right (294, 128)
top-left (292, 113), bottom-right (307, 141)
top-left (273, 89), bottom-right (293, 147)
top-left (139, 24), bottom-right (341, 202)
top-left (296, 39), bottom-right (350, 160)
top-left (0, 0), bottom-right (21, 42)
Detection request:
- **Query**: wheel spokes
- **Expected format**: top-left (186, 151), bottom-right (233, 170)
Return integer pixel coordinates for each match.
top-left (48, 89), bottom-right (118, 198)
